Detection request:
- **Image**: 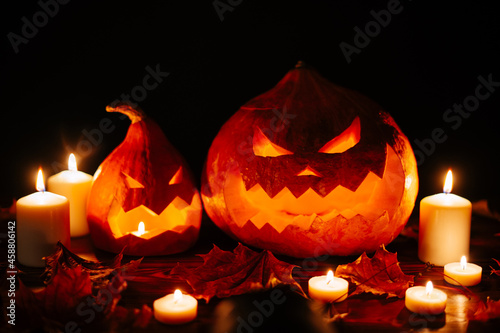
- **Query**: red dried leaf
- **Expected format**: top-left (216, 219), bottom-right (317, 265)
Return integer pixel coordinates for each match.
top-left (18, 266), bottom-right (95, 330)
top-left (339, 298), bottom-right (406, 326)
top-left (42, 241), bottom-right (142, 290)
top-left (470, 298), bottom-right (500, 321)
top-left (171, 243), bottom-right (305, 302)
top-left (490, 258), bottom-right (500, 276)
top-left (17, 244), bottom-right (149, 331)
top-left (335, 245), bottom-right (414, 298)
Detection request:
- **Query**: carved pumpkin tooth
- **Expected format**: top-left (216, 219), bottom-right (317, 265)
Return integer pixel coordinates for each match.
top-left (202, 63), bottom-right (418, 258)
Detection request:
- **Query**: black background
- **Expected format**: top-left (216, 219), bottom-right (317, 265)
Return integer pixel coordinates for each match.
top-left (1, 0), bottom-right (499, 206)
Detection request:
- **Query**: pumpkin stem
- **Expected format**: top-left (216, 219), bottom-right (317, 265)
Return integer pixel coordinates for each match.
top-left (106, 103), bottom-right (145, 124)
top-left (295, 61), bottom-right (307, 68)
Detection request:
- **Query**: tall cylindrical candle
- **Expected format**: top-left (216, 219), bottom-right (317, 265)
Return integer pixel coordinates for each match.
top-left (17, 168), bottom-right (70, 267)
top-left (418, 170), bottom-right (471, 266)
top-left (48, 154), bottom-right (93, 237)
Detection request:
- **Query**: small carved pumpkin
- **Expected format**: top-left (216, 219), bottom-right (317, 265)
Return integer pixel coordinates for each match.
top-left (87, 104), bottom-right (201, 256)
top-left (202, 62), bottom-right (418, 258)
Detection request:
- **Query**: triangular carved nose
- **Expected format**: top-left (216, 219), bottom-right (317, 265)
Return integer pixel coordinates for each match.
top-left (296, 166), bottom-right (322, 177)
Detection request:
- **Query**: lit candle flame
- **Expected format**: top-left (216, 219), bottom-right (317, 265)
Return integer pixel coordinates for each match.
top-left (174, 289), bottom-right (183, 304)
top-left (68, 153), bottom-right (77, 171)
top-left (36, 168), bottom-right (45, 192)
top-left (136, 221), bottom-right (145, 236)
top-left (443, 170), bottom-right (453, 194)
top-left (460, 255), bottom-right (467, 270)
top-left (326, 270), bottom-right (334, 285)
top-left (426, 281), bottom-right (433, 296)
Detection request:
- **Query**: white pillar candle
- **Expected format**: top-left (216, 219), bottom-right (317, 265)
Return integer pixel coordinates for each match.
top-left (405, 281), bottom-right (447, 315)
top-left (48, 154), bottom-right (93, 237)
top-left (444, 256), bottom-right (482, 286)
top-left (418, 170), bottom-right (472, 266)
top-left (17, 168), bottom-right (70, 267)
top-left (154, 289), bottom-right (198, 325)
top-left (308, 270), bottom-right (348, 303)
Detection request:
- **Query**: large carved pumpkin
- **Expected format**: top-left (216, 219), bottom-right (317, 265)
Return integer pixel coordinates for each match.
top-left (202, 62), bottom-right (418, 258)
top-left (87, 104), bottom-right (202, 256)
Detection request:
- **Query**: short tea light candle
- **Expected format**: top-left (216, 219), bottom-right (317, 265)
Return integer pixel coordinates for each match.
top-left (405, 281), bottom-right (447, 315)
top-left (419, 170), bottom-right (472, 266)
top-left (48, 154), bottom-right (93, 237)
top-left (154, 289), bottom-right (197, 325)
top-left (17, 168), bottom-right (70, 267)
top-left (308, 270), bottom-right (348, 302)
top-left (444, 256), bottom-right (482, 286)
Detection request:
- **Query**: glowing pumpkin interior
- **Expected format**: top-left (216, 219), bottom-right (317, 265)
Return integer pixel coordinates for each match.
top-left (104, 169), bottom-right (201, 240)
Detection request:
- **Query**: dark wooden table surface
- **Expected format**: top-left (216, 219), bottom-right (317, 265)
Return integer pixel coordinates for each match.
top-left (3, 212), bottom-right (500, 332)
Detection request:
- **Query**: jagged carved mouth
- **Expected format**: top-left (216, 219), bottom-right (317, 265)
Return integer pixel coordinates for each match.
top-left (225, 145), bottom-right (406, 233)
top-left (107, 193), bottom-right (201, 239)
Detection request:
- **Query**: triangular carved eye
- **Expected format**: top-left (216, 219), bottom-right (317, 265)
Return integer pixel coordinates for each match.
top-left (168, 167), bottom-right (183, 185)
top-left (123, 172), bottom-right (144, 188)
top-left (319, 117), bottom-right (360, 154)
top-left (253, 128), bottom-right (293, 157)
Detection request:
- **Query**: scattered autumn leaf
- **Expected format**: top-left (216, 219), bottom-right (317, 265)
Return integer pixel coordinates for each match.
top-left (42, 241), bottom-right (142, 290)
top-left (17, 244), bottom-right (151, 331)
top-left (490, 258), bottom-right (500, 277)
top-left (469, 298), bottom-right (500, 321)
top-left (171, 243), bottom-right (305, 302)
top-left (335, 245), bottom-right (414, 298)
top-left (339, 298), bottom-right (406, 326)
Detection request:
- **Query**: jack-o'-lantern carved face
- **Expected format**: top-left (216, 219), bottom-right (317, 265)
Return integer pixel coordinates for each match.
top-left (202, 63), bottom-right (418, 258)
top-left (87, 104), bottom-right (201, 256)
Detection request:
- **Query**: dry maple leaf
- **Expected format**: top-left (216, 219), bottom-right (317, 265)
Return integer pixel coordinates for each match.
top-left (490, 258), bottom-right (500, 276)
top-left (170, 243), bottom-right (306, 302)
top-left (17, 244), bottom-right (151, 331)
top-left (42, 241), bottom-right (142, 290)
top-left (469, 297), bottom-right (500, 321)
top-left (335, 245), bottom-right (414, 298)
